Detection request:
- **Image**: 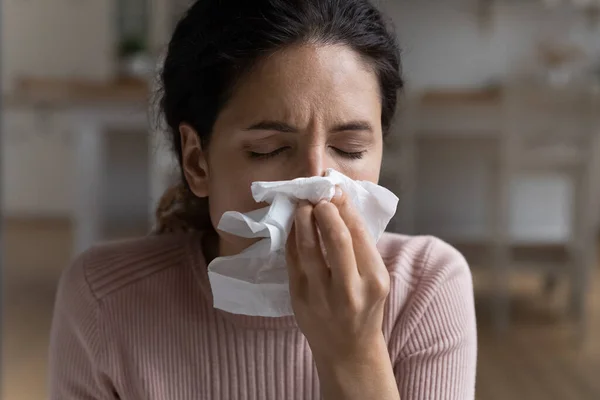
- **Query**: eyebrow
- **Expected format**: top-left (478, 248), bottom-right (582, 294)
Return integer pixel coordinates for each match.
top-left (245, 120), bottom-right (373, 134)
top-left (331, 121), bottom-right (373, 133)
top-left (245, 121), bottom-right (297, 133)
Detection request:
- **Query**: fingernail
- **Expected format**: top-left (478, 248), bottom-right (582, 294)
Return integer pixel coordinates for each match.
top-left (334, 186), bottom-right (343, 199)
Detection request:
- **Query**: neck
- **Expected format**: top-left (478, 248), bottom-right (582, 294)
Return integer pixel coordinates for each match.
top-left (203, 230), bottom-right (262, 262)
top-left (201, 229), bottom-right (220, 264)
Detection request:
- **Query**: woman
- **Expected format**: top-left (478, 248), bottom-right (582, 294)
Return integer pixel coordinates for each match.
top-left (49, 1), bottom-right (477, 399)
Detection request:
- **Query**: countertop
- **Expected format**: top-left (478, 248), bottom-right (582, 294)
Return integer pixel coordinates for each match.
top-left (3, 77), bottom-right (151, 108)
top-left (418, 87), bottom-right (502, 106)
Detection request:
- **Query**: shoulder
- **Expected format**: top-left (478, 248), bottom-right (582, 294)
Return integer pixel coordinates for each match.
top-left (379, 234), bottom-right (477, 397)
top-left (378, 232), bottom-right (474, 335)
top-left (378, 232), bottom-right (470, 288)
top-left (58, 233), bottom-right (195, 303)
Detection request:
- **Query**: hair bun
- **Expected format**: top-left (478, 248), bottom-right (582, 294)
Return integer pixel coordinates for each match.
top-left (153, 183), bottom-right (212, 234)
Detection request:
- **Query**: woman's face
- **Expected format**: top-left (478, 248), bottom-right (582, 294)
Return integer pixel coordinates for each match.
top-left (181, 44), bottom-right (384, 256)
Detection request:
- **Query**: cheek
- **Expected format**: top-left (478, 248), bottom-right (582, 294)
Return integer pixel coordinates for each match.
top-left (205, 156), bottom-right (267, 228)
top-left (205, 155), bottom-right (271, 255)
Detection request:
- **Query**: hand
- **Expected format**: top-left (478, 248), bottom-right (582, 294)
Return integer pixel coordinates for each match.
top-left (286, 188), bottom-right (400, 400)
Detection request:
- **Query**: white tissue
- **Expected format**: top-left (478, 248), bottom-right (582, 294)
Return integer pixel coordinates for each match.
top-left (207, 169), bottom-right (399, 317)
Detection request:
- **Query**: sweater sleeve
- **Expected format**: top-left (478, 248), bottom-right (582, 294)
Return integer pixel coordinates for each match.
top-left (393, 239), bottom-right (478, 400)
top-left (48, 250), bottom-right (117, 400)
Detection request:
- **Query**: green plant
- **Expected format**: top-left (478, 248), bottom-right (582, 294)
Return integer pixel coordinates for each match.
top-left (118, 36), bottom-right (147, 57)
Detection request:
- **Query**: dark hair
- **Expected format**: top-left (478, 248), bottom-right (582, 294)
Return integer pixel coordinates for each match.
top-left (160, 0), bottom-right (402, 165)
top-left (155, 0), bottom-right (403, 232)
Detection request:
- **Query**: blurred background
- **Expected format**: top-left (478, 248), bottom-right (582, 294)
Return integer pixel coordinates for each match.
top-left (2, 0), bottom-right (600, 399)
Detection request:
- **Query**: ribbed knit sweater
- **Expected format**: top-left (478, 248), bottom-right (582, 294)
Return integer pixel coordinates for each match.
top-left (48, 232), bottom-right (477, 399)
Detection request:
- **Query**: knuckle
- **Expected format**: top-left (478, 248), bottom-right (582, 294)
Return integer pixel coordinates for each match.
top-left (337, 286), bottom-right (362, 315)
top-left (314, 201), bottom-right (334, 218)
top-left (296, 202), bottom-right (314, 219)
top-left (329, 227), bottom-right (352, 247)
top-left (353, 221), bottom-right (368, 236)
top-left (313, 200), bottom-right (329, 212)
top-left (332, 189), bottom-right (348, 206)
top-left (298, 236), bottom-right (316, 251)
top-left (343, 297), bottom-right (362, 317)
top-left (367, 271), bottom-right (390, 298)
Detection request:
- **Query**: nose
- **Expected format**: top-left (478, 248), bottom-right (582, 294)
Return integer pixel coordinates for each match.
top-left (296, 143), bottom-right (328, 178)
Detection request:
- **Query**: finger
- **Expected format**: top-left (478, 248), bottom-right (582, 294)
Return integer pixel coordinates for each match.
top-left (285, 225), bottom-right (305, 298)
top-left (330, 188), bottom-right (382, 277)
top-left (330, 187), bottom-right (374, 245)
top-left (286, 224), bottom-right (302, 280)
top-left (294, 201), bottom-right (330, 286)
top-left (312, 200), bottom-right (359, 285)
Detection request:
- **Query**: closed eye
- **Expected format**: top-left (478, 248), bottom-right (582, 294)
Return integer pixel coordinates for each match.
top-left (247, 147), bottom-right (365, 160)
top-left (248, 147), bottom-right (290, 160)
top-left (332, 148), bottom-right (366, 160)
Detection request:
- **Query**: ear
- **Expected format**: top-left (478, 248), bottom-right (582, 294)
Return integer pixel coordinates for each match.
top-left (179, 123), bottom-right (209, 198)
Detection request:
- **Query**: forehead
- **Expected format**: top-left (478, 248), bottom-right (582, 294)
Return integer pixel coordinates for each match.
top-left (217, 44), bottom-right (382, 128)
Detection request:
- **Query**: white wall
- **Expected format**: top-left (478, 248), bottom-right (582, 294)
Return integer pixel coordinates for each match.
top-left (2, 0), bottom-right (115, 93)
top-left (2, 110), bottom-right (74, 216)
top-left (382, 0), bottom-right (600, 90)
top-left (1, 110), bottom-right (152, 221)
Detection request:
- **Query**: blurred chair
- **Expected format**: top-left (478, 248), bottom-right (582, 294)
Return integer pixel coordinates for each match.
top-left (388, 83), bottom-right (600, 340)
top-left (492, 80), bottom-right (600, 339)
top-left (387, 88), bottom-right (503, 236)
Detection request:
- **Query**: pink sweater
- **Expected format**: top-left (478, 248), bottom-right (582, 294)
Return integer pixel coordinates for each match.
top-left (49, 232), bottom-right (477, 399)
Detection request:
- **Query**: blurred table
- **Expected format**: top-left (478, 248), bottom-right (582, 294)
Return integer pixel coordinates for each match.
top-left (5, 78), bottom-right (156, 255)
